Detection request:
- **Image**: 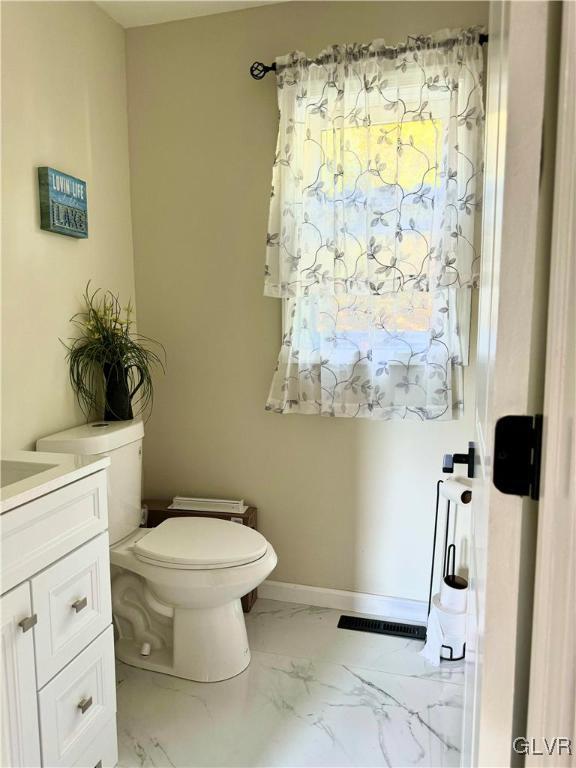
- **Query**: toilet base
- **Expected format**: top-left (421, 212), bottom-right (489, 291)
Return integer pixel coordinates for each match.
top-left (115, 598), bottom-right (252, 682)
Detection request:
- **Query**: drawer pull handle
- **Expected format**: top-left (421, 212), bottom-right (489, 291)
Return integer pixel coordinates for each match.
top-left (78, 696), bottom-right (93, 714)
top-left (72, 597), bottom-right (88, 613)
top-left (18, 614), bottom-right (38, 633)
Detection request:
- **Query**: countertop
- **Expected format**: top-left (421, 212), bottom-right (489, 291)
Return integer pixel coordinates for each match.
top-left (1, 450), bottom-right (110, 514)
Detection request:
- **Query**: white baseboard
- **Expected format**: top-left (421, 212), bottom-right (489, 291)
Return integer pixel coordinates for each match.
top-left (259, 580), bottom-right (427, 624)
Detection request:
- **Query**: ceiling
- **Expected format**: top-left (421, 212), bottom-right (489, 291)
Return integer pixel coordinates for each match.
top-left (96, 0), bottom-right (287, 28)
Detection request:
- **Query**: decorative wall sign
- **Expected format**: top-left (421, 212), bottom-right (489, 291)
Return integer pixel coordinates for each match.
top-left (38, 167), bottom-right (88, 238)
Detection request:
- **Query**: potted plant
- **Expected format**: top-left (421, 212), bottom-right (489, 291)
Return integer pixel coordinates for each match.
top-left (63, 283), bottom-right (165, 421)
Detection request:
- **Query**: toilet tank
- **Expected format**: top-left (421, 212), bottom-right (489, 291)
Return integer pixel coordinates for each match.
top-left (37, 420), bottom-right (145, 545)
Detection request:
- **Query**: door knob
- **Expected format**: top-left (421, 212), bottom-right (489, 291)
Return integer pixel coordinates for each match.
top-left (493, 415), bottom-right (542, 499)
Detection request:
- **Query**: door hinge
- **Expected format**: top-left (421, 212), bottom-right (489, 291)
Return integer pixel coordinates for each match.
top-left (493, 415), bottom-right (543, 500)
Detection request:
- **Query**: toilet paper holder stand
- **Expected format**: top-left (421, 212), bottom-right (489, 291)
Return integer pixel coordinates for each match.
top-left (427, 480), bottom-right (468, 662)
top-left (442, 442), bottom-right (475, 479)
top-left (440, 642), bottom-right (466, 662)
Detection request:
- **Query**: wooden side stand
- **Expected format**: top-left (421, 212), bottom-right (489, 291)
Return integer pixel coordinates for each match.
top-left (141, 500), bottom-right (259, 613)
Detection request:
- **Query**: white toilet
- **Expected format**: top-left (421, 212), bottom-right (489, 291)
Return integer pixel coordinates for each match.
top-left (37, 420), bottom-right (277, 682)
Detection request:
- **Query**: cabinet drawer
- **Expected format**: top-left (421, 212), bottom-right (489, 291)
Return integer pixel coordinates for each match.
top-left (2, 472), bottom-right (108, 593)
top-left (38, 627), bottom-right (116, 768)
top-left (71, 716), bottom-right (117, 768)
top-left (33, 534), bottom-right (112, 687)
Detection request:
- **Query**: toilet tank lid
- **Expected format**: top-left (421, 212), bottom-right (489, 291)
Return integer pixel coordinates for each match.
top-left (36, 419), bottom-right (144, 455)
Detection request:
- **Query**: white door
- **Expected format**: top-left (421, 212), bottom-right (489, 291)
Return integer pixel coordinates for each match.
top-left (526, 3), bottom-right (576, 762)
top-left (0, 583), bottom-right (41, 768)
top-left (460, 2), bottom-right (560, 765)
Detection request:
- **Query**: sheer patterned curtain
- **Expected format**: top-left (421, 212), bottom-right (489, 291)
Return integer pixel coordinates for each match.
top-left (264, 28), bottom-right (484, 420)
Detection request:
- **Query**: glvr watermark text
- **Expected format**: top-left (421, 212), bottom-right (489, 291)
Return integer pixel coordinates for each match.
top-left (513, 737), bottom-right (573, 756)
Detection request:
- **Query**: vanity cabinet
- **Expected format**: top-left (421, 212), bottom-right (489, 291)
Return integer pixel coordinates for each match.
top-left (0, 464), bottom-right (117, 768)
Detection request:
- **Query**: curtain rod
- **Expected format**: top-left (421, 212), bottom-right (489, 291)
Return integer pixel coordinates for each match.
top-left (250, 33), bottom-right (488, 80)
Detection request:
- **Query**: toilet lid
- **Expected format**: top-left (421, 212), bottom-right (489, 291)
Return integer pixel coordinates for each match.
top-left (133, 517), bottom-right (268, 568)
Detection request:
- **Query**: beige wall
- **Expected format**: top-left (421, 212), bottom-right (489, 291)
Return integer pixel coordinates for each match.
top-left (126, 0), bottom-right (488, 602)
top-left (1, 1), bottom-right (135, 450)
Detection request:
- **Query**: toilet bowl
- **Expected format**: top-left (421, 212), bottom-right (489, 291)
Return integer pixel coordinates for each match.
top-left (36, 420), bottom-right (278, 683)
top-left (110, 518), bottom-right (277, 682)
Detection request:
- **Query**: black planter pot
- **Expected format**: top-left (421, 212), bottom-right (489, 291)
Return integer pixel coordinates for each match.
top-left (103, 362), bottom-right (143, 421)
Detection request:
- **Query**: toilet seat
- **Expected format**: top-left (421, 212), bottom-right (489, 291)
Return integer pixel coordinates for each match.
top-left (133, 517), bottom-right (268, 570)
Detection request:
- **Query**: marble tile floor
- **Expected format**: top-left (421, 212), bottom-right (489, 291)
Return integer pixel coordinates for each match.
top-left (117, 599), bottom-right (464, 768)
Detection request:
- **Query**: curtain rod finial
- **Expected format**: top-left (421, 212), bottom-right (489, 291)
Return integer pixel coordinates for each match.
top-left (250, 61), bottom-right (276, 80)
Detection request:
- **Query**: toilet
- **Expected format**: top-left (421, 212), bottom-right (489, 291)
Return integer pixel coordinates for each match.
top-left (36, 420), bottom-right (277, 682)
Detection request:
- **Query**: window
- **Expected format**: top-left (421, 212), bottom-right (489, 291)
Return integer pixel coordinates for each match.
top-left (264, 33), bottom-right (484, 419)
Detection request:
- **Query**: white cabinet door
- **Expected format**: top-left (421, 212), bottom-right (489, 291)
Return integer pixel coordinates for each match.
top-left (0, 583), bottom-right (41, 768)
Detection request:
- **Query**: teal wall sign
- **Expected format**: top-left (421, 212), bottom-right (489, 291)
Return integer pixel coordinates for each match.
top-left (38, 167), bottom-right (88, 238)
